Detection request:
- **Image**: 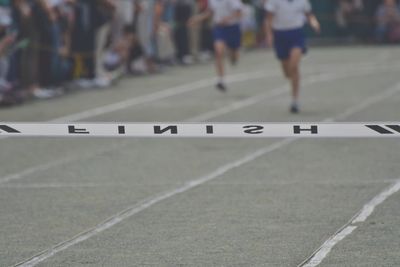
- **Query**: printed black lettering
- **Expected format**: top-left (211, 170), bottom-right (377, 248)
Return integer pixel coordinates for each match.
top-left (386, 125), bottom-right (400, 133)
top-left (118, 126), bottom-right (126, 134)
top-left (206, 125), bottom-right (214, 134)
top-left (365, 125), bottom-right (393, 134)
top-left (0, 125), bottom-right (20, 133)
top-left (154, 125), bottom-right (178, 134)
top-left (68, 125), bottom-right (90, 134)
top-left (294, 125), bottom-right (318, 134)
top-left (243, 125), bottom-right (264, 134)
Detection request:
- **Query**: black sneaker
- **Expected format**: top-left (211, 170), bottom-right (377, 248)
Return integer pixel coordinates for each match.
top-left (290, 103), bottom-right (299, 114)
top-left (216, 82), bottom-right (227, 92)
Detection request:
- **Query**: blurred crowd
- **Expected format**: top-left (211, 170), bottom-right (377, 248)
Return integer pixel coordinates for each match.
top-left (0, 0), bottom-right (399, 107)
top-left (336, 0), bottom-right (400, 42)
top-left (0, 0), bottom-right (218, 105)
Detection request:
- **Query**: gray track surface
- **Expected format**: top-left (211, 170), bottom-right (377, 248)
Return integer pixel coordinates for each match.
top-left (1, 47), bottom-right (400, 267)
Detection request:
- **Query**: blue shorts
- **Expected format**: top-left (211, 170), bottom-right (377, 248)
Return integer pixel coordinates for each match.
top-left (273, 28), bottom-right (307, 60)
top-left (213, 24), bottom-right (241, 50)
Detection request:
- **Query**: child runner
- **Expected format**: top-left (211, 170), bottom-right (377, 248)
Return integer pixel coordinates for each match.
top-left (264, 0), bottom-right (320, 113)
top-left (189, 0), bottom-right (243, 92)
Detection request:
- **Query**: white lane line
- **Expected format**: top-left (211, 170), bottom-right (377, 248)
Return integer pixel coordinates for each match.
top-left (0, 72), bottom-right (269, 183)
top-left (0, 159), bottom-right (75, 185)
top-left (0, 144), bottom-right (129, 185)
top-left (0, 60), bottom-right (392, 139)
top-left (0, 183), bottom-right (116, 189)
top-left (51, 60), bottom-right (388, 123)
top-left (297, 81), bottom-right (400, 267)
top-left (325, 81), bottom-right (400, 122)
top-left (0, 66), bottom-right (384, 185)
top-left (2, 178), bottom-right (395, 189)
top-left (352, 179), bottom-right (400, 223)
top-left (14, 80), bottom-right (400, 267)
top-left (2, 61), bottom-right (383, 125)
top-left (0, 69), bottom-right (338, 185)
top-left (0, 73), bottom-right (272, 184)
top-left (13, 138), bottom-right (294, 267)
top-left (300, 178), bottom-right (400, 267)
top-left (302, 226), bottom-right (358, 267)
top-left (3, 60), bottom-right (393, 186)
top-left (189, 65), bottom-right (389, 122)
top-left (333, 85), bottom-right (400, 121)
top-left (50, 71), bottom-right (268, 122)
top-left (0, 69), bottom-right (272, 141)
top-left (210, 179), bottom-right (398, 186)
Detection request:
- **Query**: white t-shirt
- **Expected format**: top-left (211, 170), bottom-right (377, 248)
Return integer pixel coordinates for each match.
top-left (209, 0), bottom-right (243, 26)
top-left (265, 0), bottom-right (312, 30)
top-left (115, 0), bottom-right (135, 25)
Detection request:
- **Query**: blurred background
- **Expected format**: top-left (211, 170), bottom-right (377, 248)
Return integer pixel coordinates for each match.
top-left (1, 0), bottom-right (399, 107)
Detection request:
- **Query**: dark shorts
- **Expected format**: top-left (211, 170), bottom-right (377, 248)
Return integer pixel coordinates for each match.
top-left (213, 24), bottom-right (241, 50)
top-left (273, 27), bottom-right (307, 60)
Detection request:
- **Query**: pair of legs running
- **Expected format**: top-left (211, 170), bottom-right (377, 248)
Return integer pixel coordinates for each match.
top-left (214, 40), bottom-right (240, 91)
top-left (280, 47), bottom-right (303, 113)
top-left (213, 32), bottom-right (303, 113)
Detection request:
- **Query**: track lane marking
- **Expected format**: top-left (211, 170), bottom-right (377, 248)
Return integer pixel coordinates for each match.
top-left (0, 144), bottom-right (129, 184)
top-left (14, 79), bottom-right (400, 267)
top-left (189, 64), bottom-right (398, 122)
top-left (0, 183), bottom-right (117, 189)
top-left (0, 70), bottom-right (345, 185)
top-left (300, 178), bottom-right (400, 267)
top-left (2, 63), bottom-right (397, 185)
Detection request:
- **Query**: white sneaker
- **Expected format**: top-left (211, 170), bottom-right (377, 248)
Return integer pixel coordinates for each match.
top-left (182, 55), bottom-right (194, 65)
top-left (33, 88), bottom-right (59, 99)
top-left (94, 77), bottom-right (111, 88)
top-left (76, 79), bottom-right (95, 89)
top-left (199, 52), bottom-right (211, 63)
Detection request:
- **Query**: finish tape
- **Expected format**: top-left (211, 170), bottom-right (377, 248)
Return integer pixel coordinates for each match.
top-left (1, 123), bottom-right (400, 138)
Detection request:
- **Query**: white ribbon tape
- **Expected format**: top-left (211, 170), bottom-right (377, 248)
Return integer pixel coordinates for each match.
top-left (1, 123), bottom-right (400, 138)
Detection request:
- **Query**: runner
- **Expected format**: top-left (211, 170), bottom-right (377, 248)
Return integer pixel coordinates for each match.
top-left (264, 0), bottom-right (320, 113)
top-left (189, 0), bottom-right (243, 92)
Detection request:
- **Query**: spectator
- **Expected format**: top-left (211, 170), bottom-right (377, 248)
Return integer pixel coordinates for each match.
top-left (11, 0), bottom-right (41, 99)
top-left (375, 0), bottom-right (400, 43)
top-left (136, 0), bottom-right (159, 72)
top-left (155, 0), bottom-right (175, 64)
top-left (32, 0), bottom-right (65, 97)
top-left (0, 5), bottom-right (14, 96)
top-left (70, 0), bottom-right (110, 88)
top-left (241, 0), bottom-right (257, 49)
top-left (6, 0), bottom-right (382, 107)
top-left (174, 0), bottom-right (193, 64)
top-left (103, 25), bottom-right (138, 72)
top-left (336, 0), bottom-right (368, 40)
top-left (92, 0), bottom-right (116, 87)
top-left (196, 0), bottom-right (213, 62)
top-left (111, 0), bottom-right (135, 42)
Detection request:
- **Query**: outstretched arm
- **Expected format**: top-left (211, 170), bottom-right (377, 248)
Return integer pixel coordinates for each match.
top-left (306, 13), bottom-right (321, 34)
top-left (264, 12), bottom-right (274, 47)
top-left (188, 9), bottom-right (213, 27)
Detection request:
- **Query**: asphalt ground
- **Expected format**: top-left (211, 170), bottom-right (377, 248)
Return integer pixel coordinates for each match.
top-left (0, 46), bottom-right (400, 267)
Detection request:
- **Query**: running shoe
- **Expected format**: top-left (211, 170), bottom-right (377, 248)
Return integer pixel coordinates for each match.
top-left (216, 82), bottom-right (227, 92)
top-left (290, 103), bottom-right (299, 114)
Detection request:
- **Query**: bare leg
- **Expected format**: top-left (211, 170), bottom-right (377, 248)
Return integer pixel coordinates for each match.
top-left (229, 48), bottom-right (240, 66)
top-left (214, 40), bottom-right (227, 91)
top-left (288, 47), bottom-right (302, 103)
top-left (280, 59), bottom-right (290, 79)
top-left (214, 40), bottom-right (226, 80)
